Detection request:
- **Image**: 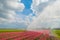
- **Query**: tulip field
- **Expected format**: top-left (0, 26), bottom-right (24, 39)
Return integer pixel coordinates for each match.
top-left (0, 29), bottom-right (60, 40)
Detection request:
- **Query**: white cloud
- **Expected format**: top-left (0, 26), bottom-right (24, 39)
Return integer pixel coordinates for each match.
top-left (31, 0), bottom-right (56, 16)
top-left (41, 0), bottom-right (48, 2)
top-left (0, 0), bottom-right (28, 29)
top-left (0, 22), bottom-right (27, 29)
top-left (27, 0), bottom-right (60, 30)
top-left (0, 0), bottom-right (25, 23)
top-left (31, 0), bottom-right (41, 14)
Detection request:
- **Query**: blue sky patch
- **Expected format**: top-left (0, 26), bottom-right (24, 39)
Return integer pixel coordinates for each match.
top-left (21, 0), bottom-right (33, 15)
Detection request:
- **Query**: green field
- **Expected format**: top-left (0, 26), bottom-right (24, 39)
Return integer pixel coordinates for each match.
top-left (0, 29), bottom-right (26, 32)
top-left (52, 29), bottom-right (60, 38)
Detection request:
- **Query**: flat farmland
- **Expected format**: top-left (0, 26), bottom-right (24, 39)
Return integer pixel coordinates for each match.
top-left (52, 29), bottom-right (60, 38)
top-left (0, 29), bottom-right (25, 32)
top-left (0, 29), bottom-right (60, 40)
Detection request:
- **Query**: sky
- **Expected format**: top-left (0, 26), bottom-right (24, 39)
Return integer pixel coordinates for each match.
top-left (0, 0), bottom-right (60, 30)
top-left (27, 0), bottom-right (60, 30)
top-left (0, 0), bottom-right (34, 29)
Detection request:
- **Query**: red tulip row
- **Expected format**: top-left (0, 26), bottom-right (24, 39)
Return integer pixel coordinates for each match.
top-left (0, 31), bottom-right (49, 40)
